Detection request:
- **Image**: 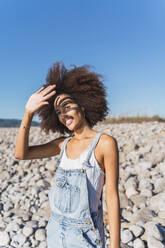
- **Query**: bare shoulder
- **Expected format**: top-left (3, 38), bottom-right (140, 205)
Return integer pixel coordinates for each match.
top-left (99, 134), bottom-right (119, 176)
top-left (99, 133), bottom-right (118, 151)
top-left (95, 133), bottom-right (118, 172)
top-left (51, 136), bottom-right (67, 150)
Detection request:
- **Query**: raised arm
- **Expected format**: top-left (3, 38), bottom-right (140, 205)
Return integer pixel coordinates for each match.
top-left (14, 84), bottom-right (64, 160)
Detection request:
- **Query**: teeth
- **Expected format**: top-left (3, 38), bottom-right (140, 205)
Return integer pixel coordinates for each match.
top-left (66, 119), bottom-right (73, 125)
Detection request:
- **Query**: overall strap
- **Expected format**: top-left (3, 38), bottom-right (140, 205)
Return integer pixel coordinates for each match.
top-left (56, 135), bottom-right (73, 165)
top-left (83, 132), bottom-right (104, 165)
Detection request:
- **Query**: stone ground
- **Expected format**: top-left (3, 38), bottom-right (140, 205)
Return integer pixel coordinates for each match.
top-left (0, 121), bottom-right (165, 247)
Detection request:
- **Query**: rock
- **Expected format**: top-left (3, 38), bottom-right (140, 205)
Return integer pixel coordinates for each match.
top-left (36, 179), bottom-right (50, 188)
top-left (152, 216), bottom-right (165, 226)
top-left (125, 177), bottom-right (139, 198)
top-left (119, 192), bottom-right (129, 208)
top-left (157, 224), bottom-right (165, 241)
top-left (147, 192), bottom-right (165, 212)
top-left (125, 187), bottom-right (139, 198)
top-left (139, 178), bottom-right (153, 197)
top-left (3, 201), bottom-right (14, 212)
top-left (35, 228), bottom-right (46, 241)
top-left (17, 233), bottom-right (27, 245)
top-left (129, 195), bottom-right (147, 209)
top-left (129, 225), bottom-right (144, 237)
top-left (38, 241), bottom-right (47, 248)
top-left (122, 209), bottom-right (133, 222)
top-left (0, 221), bottom-right (7, 231)
top-left (38, 220), bottom-right (47, 228)
top-left (11, 209), bottom-right (30, 219)
top-left (45, 160), bottom-right (57, 171)
top-left (135, 161), bottom-right (153, 173)
top-left (127, 240), bottom-right (134, 246)
top-left (154, 178), bottom-right (165, 193)
top-left (29, 236), bottom-right (40, 247)
top-left (158, 211), bottom-right (165, 219)
top-left (26, 220), bottom-right (38, 229)
top-left (102, 198), bottom-right (107, 212)
top-left (130, 207), bottom-right (153, 224)
top-left (22, 225), bottom-right (34, 237)
top-left (147, 235), bottom-right (165, 248)
top-left (123, 143), bottom-right (135, 153)
top-left (103, 211), bottom-right (109, 226)
top-left (121, 229), bottom-right (134, 244)
top-left (133, 238), bottom-right (145, 248)
top-left (6, 222), bottom-right (19, 232)
top-left (145, 222), bottom-right (165, 242)
top-left (0, 231), bottom-right (10, 245)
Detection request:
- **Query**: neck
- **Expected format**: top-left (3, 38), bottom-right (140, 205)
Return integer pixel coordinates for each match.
top-left (72, 120), bottom-right (95, 140)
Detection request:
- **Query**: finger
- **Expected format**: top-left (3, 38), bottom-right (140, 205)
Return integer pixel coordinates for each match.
top-left (40, 85), bottom-right (56, 96)
top-left (36, 86), bottom-right (45, 94)
top-left (43, 90), bottom-right (56, 100)
top-left (38, 102), bottom-right (49, 108)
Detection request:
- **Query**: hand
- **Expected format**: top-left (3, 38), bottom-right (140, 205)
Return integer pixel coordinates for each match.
top-left (25, 84), bottom-right (56, 115)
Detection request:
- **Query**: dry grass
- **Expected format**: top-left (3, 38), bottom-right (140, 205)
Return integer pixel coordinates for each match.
top-left (101, 115), bottom-right (165, 124)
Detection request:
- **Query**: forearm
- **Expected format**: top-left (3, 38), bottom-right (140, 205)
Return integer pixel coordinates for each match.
top-left (14, 110), bottom-right (34, 159)
top-left (106, 193), bottom-right (121, 248)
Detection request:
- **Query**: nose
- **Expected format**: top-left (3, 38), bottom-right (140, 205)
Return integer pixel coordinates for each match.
top-left (58, 112), bottom-right (70, 121)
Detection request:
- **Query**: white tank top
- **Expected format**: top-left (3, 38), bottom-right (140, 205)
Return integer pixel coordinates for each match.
top-left (59, 136), bottom-right (101, 170)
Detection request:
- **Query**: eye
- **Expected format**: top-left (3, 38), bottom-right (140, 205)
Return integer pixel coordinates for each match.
top-left (63, 106), bottom-right (71, 113)
top-left (56, 109), bottom-right (61, 115)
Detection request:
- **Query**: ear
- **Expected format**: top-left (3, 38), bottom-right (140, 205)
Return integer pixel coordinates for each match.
top-left (81, 106), bottom-right (85, 112)
top-left (81, 106), bottom-right (86, 118)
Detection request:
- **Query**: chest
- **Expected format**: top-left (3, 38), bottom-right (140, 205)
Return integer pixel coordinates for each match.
top-left (66, 139), bottom-right (105, 173)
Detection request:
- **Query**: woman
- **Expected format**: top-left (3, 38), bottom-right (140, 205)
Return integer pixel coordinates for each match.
top-left (15, 62), bottom-right (120, 248)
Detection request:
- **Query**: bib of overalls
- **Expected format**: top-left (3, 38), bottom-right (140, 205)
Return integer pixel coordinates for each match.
top-left (47, 132), bottom-right (106, 248)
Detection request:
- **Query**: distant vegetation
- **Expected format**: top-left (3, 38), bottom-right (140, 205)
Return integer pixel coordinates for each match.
top-left (0, 119), bottom-right (40, 127)
top-left (0, 115), bottom-right (165, 127)
top-left (102, 114), bottom-right (165, 124)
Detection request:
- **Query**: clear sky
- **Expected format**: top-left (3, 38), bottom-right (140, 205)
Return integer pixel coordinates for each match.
top-left (0, 0), bottom-right (165, 120)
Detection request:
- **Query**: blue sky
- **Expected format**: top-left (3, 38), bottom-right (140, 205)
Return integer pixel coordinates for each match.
top-left (0, 0), bottom-right (165, 120)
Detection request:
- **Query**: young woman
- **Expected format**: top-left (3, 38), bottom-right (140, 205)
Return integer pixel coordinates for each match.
top-left (15, 62), bottom-right (120, 248)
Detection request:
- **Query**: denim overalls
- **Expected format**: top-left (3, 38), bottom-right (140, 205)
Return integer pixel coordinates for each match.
top-left (46, 132), bottom-right (106, 248)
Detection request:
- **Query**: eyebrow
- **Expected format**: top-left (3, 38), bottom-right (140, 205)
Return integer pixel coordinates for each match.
top-left (61, 100), bottom-right (74, 108)
top-left (55, 97), bottom-right (75, 110)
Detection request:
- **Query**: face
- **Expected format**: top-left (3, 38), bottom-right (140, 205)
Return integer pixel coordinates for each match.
top-left (54, 94), bottom-right (85, 131)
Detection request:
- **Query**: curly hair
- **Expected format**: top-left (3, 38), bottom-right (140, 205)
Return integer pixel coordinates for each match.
top-left (37, 61), bottom-right (109, 134)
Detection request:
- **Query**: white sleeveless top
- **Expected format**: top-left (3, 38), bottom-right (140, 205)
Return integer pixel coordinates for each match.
top-left (59, 140), bottom-right (100, 170)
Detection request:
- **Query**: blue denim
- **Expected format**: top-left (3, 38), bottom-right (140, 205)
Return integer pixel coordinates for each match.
top-left (46, 132), bottom-right (105, 248)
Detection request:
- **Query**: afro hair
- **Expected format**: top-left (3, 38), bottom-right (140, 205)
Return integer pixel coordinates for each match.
top-left (37, 61), bottom-right (109, 134)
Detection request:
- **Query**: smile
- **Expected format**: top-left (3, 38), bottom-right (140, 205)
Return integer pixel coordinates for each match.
top-left (65, 118), bottom-right (73, 126)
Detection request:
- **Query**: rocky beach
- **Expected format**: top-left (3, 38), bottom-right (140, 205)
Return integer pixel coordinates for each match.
top-left (0, 121), bottom-right (165, 248)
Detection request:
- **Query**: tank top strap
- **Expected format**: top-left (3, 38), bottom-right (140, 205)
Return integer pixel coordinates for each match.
top-left (83, 132), bottom-right (104, 166)
top-left (56, 134), bottom-right (73, 165)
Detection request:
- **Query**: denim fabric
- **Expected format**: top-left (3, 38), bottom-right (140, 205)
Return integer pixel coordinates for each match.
top-left (46, 132), bottom-right (105, 248)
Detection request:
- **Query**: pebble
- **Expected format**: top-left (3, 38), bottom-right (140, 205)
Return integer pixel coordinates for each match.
top-left (35, 228), bottom-right (46, 241)
top-left (22, 226), bottom-right (34, 237)
top-left (133, 238), bottom-right (145, 248)
top-left (121, 229), bottom-right (134, 244)
top-left (0, 231), bottom-right (10, 246)
top-left (129, 224), bottom-right (144, 237)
